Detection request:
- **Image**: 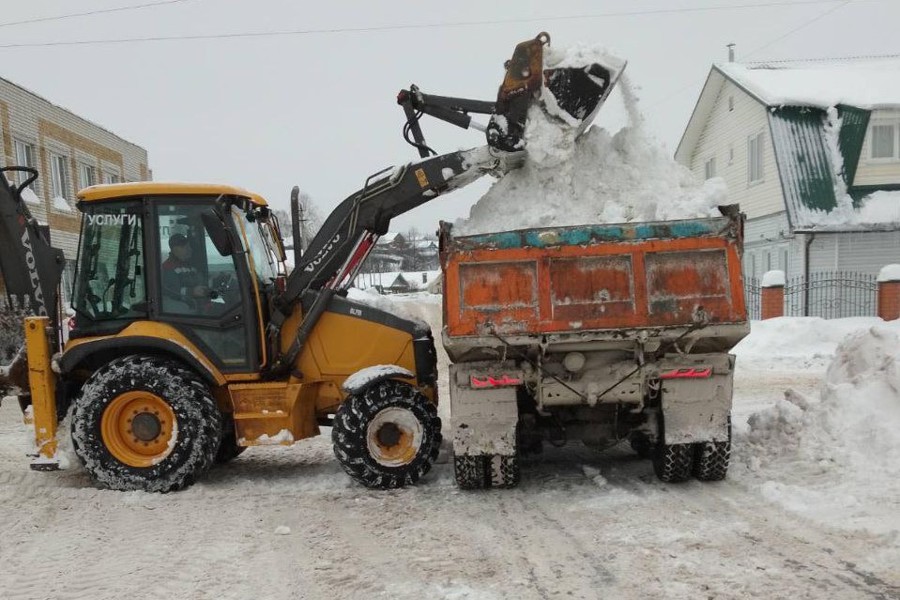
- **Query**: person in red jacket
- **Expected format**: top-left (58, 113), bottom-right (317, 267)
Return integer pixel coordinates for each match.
top-left (161, 234), bottom-right (209, 310)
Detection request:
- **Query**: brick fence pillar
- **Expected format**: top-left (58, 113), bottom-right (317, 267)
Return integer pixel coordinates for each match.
top-left (761, 270), bottom-right (785, 320)
top-left (877, 264), bottom-right (900, 321)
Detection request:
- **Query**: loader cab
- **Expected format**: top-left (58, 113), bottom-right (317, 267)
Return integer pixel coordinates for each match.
top-left (69, 183), bottom-right (285, 373)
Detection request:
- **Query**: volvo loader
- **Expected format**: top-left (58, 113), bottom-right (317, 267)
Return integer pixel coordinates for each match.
top-left (0, 33), bottom-right (622, 491)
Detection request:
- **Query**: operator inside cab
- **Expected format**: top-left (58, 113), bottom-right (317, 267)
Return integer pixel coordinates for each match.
top-left (161, 233), bottom-right (210, 312)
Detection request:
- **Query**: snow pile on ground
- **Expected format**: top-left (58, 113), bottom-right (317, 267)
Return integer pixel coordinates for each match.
top-left (346, 288), bottom-right (441, 329)
top-left (737, 323), bottom-right (900, 540)
top-left (732, 316), bottom-right (896, 372)
top-left (455, 64), bottom-right (726, 235)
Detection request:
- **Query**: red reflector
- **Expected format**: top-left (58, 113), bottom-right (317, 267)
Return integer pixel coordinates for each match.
top-left (660, 367), bottom-right (713, 380)
top-left (275, 276), bottom-right (286, 293)
top-left (470, 375), bottom-right (523, 388)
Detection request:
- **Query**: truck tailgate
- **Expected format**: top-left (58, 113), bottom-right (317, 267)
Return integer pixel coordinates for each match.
top-left (440, 211), bottom-right (747, 338)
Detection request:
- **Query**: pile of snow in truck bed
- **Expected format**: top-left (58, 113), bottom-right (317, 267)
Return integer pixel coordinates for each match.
top-left (454, 44), bottom-right (726, 235)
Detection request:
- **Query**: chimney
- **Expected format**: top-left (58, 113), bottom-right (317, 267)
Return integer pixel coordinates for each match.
top-left (727, 43), bottom-right (735, 63)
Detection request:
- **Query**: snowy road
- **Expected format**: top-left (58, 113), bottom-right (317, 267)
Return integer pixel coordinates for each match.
top-left (2, 307), bottom-right (899, 599)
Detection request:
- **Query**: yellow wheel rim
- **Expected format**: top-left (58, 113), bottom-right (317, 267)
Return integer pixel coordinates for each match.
top-left (100, 391), bottom-right (176, 468)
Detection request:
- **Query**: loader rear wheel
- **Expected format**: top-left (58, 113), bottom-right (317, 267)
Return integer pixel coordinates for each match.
top-left (652, 442), bottom-right (693, 483)
top-left (332, 379), bottom-right (441, 489)
top-left (454, 454), bottom-right (520, 489)
top-left (71, 355), bottom-right (222, 493)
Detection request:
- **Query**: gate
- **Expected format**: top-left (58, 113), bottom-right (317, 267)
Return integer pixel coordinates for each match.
top-left (784, 271), bottom-right (877, 318)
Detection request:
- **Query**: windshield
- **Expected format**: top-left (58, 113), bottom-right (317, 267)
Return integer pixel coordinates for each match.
top-left (234, 206), bottom-right (279, 287)
top-left (72, 204), bottom-right (147, 320)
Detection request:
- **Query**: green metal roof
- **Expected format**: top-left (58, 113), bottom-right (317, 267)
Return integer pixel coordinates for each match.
top-left (769, 105), bottom-right (871, 227)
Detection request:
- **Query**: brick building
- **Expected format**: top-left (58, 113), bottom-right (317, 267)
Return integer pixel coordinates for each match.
top-left (0, 76), bottom-right (150, 301)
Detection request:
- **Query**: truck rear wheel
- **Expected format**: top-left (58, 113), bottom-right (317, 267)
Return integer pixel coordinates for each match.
top-left (71, 355), bottom-right (222, 492)
top-left (693, 422), bottom-right (731, 481)
top-left (332, 379), bottom-right (441, 489)
top-left (454, 454), bottom-right (520, 489)
top-left (652, 442), bottom-right (693, 483)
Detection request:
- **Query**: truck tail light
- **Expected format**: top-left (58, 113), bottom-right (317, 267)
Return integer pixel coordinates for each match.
top-left (660, 367), bottom-right (712, 380)
top-left (470, 375), bottom-right (522, 388)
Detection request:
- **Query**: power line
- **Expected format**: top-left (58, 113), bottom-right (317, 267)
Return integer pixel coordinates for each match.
top-left (0, 0), bottom-right (881, 49)
top-left (743, 0), bottom-right (852, 59)
top-left (648, 0), bottom-right (857, 108)
top-left (0, 0), bottom-right (198, 30)
top-left (747, 51), bottom-right (900, 65)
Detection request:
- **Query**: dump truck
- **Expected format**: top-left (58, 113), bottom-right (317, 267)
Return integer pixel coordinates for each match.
top-left (0, 33), bottom-right (621, 492)
top-left (440, 208), bottom-right (750, 488)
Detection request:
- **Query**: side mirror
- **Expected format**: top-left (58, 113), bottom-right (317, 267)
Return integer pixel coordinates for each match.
top-left (201, 209), bottom-right (234, 256)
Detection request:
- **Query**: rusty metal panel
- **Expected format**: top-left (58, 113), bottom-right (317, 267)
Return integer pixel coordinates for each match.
top-left (459, 261), bottom-right (538, 311)
top-left (645, 249), bottom-right (731, 325)
top-left (549, 255), bottom-right (635, 322)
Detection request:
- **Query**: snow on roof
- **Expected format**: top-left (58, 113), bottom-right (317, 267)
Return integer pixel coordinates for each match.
top-left (353, 270), bottom-right (440, 291)
top-left (717, 58), bottom-right (900, 109)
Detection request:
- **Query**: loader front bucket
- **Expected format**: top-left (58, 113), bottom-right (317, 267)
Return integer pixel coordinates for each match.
top-left (487, 32), bottom-right (625, 152)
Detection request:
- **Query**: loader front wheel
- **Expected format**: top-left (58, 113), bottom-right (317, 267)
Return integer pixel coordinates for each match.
top-left (332, 379), bottom-right (441, 489)
top-left (71, 355), bottom-right (222, 492)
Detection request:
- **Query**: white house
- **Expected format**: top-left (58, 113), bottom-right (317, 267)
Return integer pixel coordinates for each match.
top-left (675, 58), bottom-right (900, 295)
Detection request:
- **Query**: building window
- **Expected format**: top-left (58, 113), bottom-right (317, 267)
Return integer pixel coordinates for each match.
top-left (79, 163), bottom-right (96, 190)
top-left (13, 139), bottom-right (38, 190)
top-left (704, 156), bottom-right (717, 179)
top-left (870, 123), bottom-right (897, 160)
top-left (748, 132), bottom-right (764, 184)
top-left (102, 171), bottom-right (120, 184)
top-left (49, 152), bottom-right (71, 207)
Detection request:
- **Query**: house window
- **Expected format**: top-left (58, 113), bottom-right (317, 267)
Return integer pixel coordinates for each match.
top-left (79, 163), bottom-right (96, 190)
top-left (704, 156), bottom-right (717, 179)
top-left (13, 139), bottom-right (37, 190)
top-left (870, 123), bottom-right (897, 160)
top-left (102, 171), bottom-right (120, 184)
top-left (49, 152), bottom-right (71, 205)
top-left (748, 132), bottom-right (764, 184)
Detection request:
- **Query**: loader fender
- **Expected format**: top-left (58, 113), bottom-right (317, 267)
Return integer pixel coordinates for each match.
top-left (59, 336), bottom-right (223, 387)
top-left (341, 364), bottom-right (414, 395)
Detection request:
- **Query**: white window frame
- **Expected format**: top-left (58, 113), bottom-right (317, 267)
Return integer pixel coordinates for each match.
top-left (748, 132), bottom-right (765, 185)
top-left (12, 138), bottom-right (38, 190)
top-left (49, 152), bottom-right (71, 203)
top-left (868, 121), bottom-right (900, 162)
top-left (704, 156), bottom-right (717, 179)
top-left (79, 162), bottom-right (96, 190)
top-left (102, 170), bottom-right (120, 184)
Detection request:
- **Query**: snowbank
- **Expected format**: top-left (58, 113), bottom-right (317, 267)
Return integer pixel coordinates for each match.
top-left (737, 323), bottom-right (900, 552)
top-left (732, 316), bottom-right (897, 372)
top-left (455, 70), bottom-right (725, 235)
top-left (345, 288), bottom-right (441, 329)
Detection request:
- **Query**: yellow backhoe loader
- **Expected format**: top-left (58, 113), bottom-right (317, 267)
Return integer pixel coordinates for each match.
top-left (0, 33), bottom-right (622, 491)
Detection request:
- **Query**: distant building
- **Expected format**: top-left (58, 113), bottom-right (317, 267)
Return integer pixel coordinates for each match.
top-left (676, 59), bottom-right (900, 283)
top-left (0, 76), bottom-right (151, 301)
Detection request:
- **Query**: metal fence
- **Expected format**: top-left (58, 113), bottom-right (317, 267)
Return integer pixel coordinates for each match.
top-left (784, 271), bottom-right (877, 319)
top-left (742, 271), bottom-right (878, 319)
top-left (744, 277), bottom-right (761, 320)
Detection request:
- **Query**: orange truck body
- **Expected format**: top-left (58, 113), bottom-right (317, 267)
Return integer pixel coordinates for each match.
top-left (441, 210), bottom-right (747, 341)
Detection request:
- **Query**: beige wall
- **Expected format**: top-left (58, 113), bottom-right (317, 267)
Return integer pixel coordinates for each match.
top-left (687, 79), bottom-right (783, 219)
top-left (0, 78), bottom-right (150, 264)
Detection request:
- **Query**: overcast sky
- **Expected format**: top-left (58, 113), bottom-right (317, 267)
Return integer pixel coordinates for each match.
top-left (1, 0), bottom-right (895, 235)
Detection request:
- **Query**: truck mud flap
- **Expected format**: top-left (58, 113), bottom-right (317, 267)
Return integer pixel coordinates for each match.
top-left (659, 353), bottom-right (734, 445)
top-left (449, 362), bottom-right (519, 457)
